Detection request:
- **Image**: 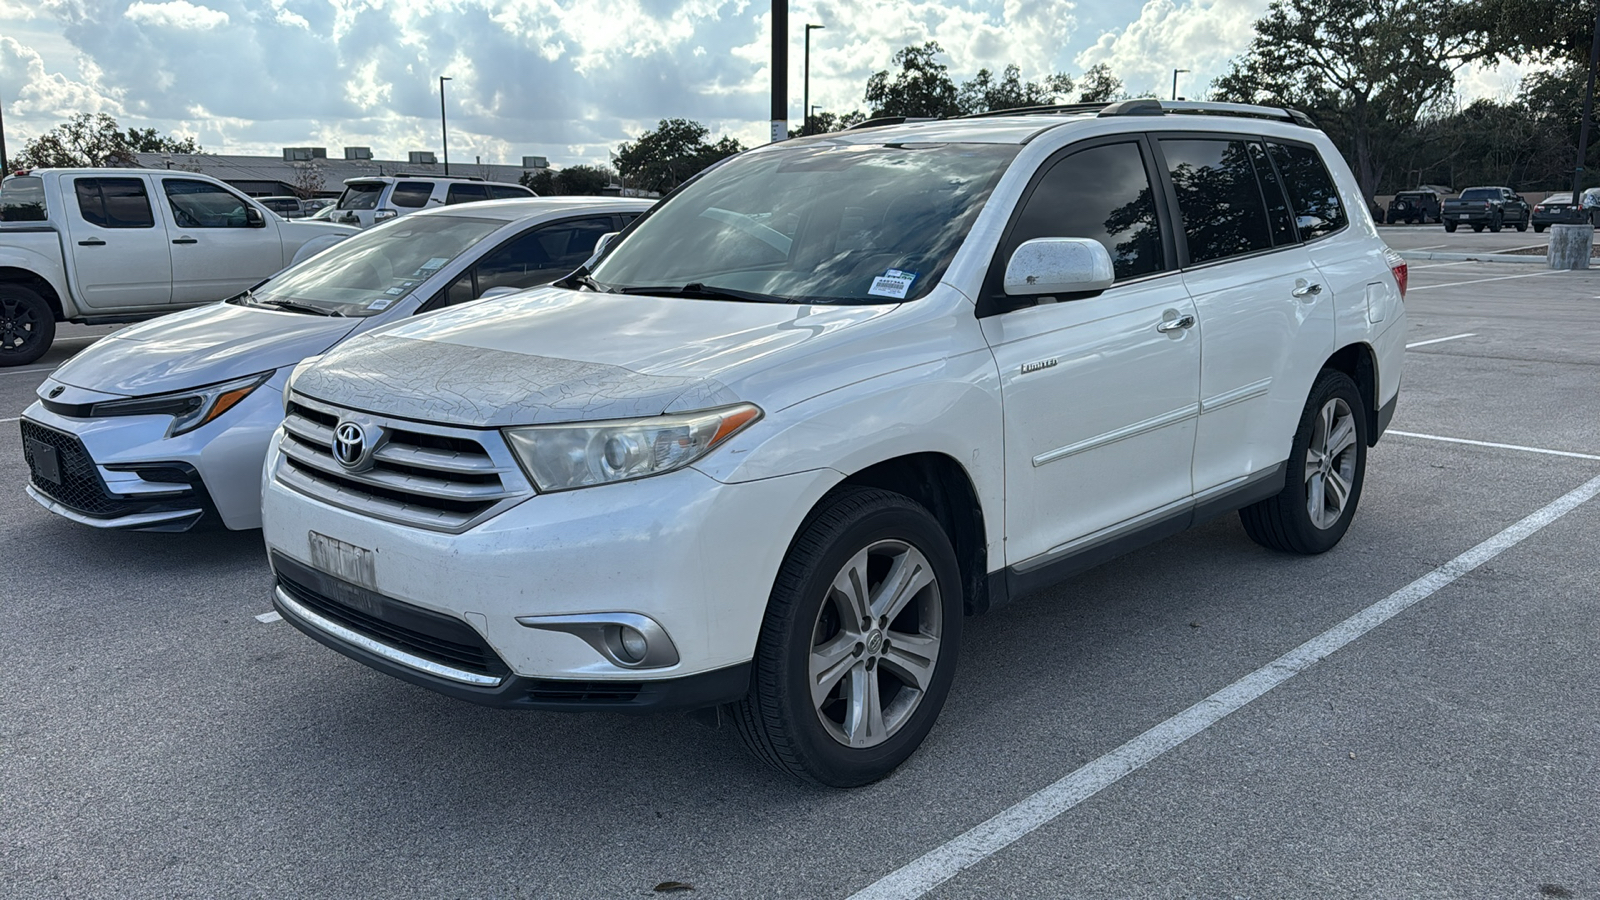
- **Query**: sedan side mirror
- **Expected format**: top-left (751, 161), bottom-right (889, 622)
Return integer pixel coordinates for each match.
top-left (1003, 237), bottom-right (1115, 297)
top-left (245, 206), bottom-right (266, 228)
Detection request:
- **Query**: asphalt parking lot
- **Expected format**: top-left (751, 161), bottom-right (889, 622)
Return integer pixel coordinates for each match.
top-left (3, 255), bottom-right (1598, 899)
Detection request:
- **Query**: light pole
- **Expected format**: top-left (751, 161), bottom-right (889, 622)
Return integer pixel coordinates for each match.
top-left (804, 23), bottom-right (825, 136)
top-left (1172, 69), bottom-right (1189, 102)
top-left (439, 75), bottom-right (452, 176)
top-left (771, 0), bottom-right (788, 143)
top-left (0, 83), bottom-right (8, 174)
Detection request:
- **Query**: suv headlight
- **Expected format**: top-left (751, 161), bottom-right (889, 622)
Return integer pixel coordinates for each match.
top-left (90, 372), bottom-right (273, 437)
top-left (504, 403), bottom-right (762, 492)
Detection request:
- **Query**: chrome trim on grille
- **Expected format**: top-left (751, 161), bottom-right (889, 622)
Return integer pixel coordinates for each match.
top-left (275, 586), bottom-right (504, 687)
top-left (275, 393), bottom-right (535, 533)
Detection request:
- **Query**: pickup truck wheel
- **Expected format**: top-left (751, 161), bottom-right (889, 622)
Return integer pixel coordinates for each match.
top-left (0, 284), bottom-right (55, 367)
top-left (1514, 219), bottom-right (1527, 232)
top-left (1488, 215), bottom-right (1503, 233)
top-left (1444, 221), bottom-right (1457, 233)
top-left (1534, 224), bottom-right (1546, 233)
top-left (732, 487), bottom-right (962, 787)
top-left (1239, 370), bottom-right (1367, 555)
top-left (1471, 223), bottom-right (1485, 233)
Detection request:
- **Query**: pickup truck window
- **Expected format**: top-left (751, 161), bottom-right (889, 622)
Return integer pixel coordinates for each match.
top-left (0, 176), bottom-right (47, 222)
top-left (1007, 141), bottom-right (1164, 281)
top-left (163, 179), bottom-right (251, 228)
top-left (1458, 188), bottom-right (1500, 202)
top-left (1267, 142), bottom-right (1347, 240)
top-left (75, 178), bottom-right (156, 228)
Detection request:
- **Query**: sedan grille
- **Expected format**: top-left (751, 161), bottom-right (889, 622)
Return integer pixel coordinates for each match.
top-left (277, 395), bottom-right (534, 532)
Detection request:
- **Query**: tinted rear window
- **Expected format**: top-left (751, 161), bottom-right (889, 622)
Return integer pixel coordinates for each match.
top-left (1267, 142), bottom-right (1347, 240)
top-left (1459, 188), bottom-right (1500, 202)
top-left (1, 176), bottom-right (47, 222)
top-left (1161, 138), bottom-right (1274, 264)
top-left (489, 184), bottom-right (533, 200)
top-left (338, 182), bottom-right (385, 210)
top-left (390, 182), bottom-right (433, 208)
top-left (74, 177), bottom-right (156, 228)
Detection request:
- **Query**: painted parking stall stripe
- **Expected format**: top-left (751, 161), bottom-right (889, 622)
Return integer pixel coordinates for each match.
top-left (1406, 333), bottom-right (1476, 349)
top-left (846, 473), bottom-right (1600, 900)
top-left (1387, 430), bottom-right (1600, 462)
top-left (1409, 271), bottom-right (1558, 291)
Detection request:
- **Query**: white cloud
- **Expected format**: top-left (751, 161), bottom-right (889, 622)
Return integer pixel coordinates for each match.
top-left (124, 0), bottom-right (232, 31)
top-left (1075, 0), bottom-right (1267, 99)
top-left (0, 36), bottom-right (124, 125)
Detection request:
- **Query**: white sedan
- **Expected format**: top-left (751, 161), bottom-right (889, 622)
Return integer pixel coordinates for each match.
top-left (19, 196), bottom-right (653, 531)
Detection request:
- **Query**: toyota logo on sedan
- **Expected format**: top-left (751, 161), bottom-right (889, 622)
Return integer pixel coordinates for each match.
top-left (332, 421), bottom-right (379, 472)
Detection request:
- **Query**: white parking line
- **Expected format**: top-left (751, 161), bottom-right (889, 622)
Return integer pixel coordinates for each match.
top-left (255, 611), bottom-right (283, 624)
top-left (1408, 261), bottom-right (1473, 270)
top-left (846, 473), bottom-right (1600, 900)
top-left (1, 416), bottom-right (19, 424)
top-left (1406, 243), bottom-right (1451, 251)
top-left (1406, 333), bottom-right (1476, 349)
top-left (1408, 271), bottom-right (1557, 291)
top-left (0, 365), bottom-right (60, 376)
top-left (1386, 430), bottom-right (1600, 462)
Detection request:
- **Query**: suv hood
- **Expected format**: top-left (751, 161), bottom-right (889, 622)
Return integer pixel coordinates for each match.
top-left (51, 302), bottom-right (361, 396)
top-left (292, 286), bottom-right (893, 427)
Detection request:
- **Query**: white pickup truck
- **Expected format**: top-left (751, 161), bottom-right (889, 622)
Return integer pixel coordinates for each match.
top-left (0, 169), bottom-right (358, 366)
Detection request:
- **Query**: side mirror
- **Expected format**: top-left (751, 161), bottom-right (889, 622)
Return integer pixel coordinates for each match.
top-left (477, 286), bottom-right (523, 302)
top-left (245, 206), bottom-right (266, 228)
top-left (1003, 237), bottom-right (1115, 297)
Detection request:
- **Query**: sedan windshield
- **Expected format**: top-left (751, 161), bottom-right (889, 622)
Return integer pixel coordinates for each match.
top-left (589, 142), bottom-right (1019, 304)
top-left (240, 215), bottom-right (503, 317)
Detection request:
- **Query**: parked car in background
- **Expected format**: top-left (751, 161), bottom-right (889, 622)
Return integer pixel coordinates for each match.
top-left (0, 169), bottom-right (357, 366)
top-left (1582, 187), bottom-right (1600, 225)
top-left (330, 175), bottom-right (536, 228)
top-left (1441, 186), bottom-right (1530, 233)
top-left (305, 202), bottom-right (342, 223)
top-left (259, 196), bottom-right (309, 219)
top-left (1531, 193), bottom-right (1585, 233)
top-left (261, 100), bottom-right (1405, 787)
top-left (1386, 189), bottom-right (1443, 224)
top-left (18, 196), bottom-right (652, 532)
top-left (302, 198), bottom-right (335, 214)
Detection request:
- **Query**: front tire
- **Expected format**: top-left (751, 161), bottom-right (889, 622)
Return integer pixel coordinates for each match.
top-left (0, 284), bottom-right (56, 367)
top-left (1239, 370), bottom-right (1368, 555)
top-left (733, 487), bottom-right (962, 787)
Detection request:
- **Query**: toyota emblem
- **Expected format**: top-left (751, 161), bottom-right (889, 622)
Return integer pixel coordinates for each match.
top-left (332, 421), bottom-right (376, 472)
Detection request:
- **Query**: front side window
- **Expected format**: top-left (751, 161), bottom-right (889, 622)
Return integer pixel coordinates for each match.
top-left (1005, 141), bottom-right (1165, 282)
top-left (590, 142), bottom-right (1019, 304)
top-left (446, 183), bottom-right (489, 204)
top-left (390, 182), bottom-right (433, 208)
top-left (1161, 138), bottom-right (1274, 264)
top-left (440, 216), bottom-right (617, 307)
top-left (74, 178), bottom-right (155, 228)
top-left (238, 214), bottom-right (503, 317)
top-left (163, 179), bottom-right (250, 228)
top-left (1268, 142), bottom-right (1347, 240)
top-left (337, 181), bottom-right (385, 210)
top-left (0, 175), bottom-right (48, 221)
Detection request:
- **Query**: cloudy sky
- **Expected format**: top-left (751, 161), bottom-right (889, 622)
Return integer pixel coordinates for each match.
top-left (1, 0), bottom-right (1537, 170)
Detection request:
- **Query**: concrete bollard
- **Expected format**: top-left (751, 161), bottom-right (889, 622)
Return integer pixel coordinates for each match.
top-left (1549, 223), bottom-right (1594, 270)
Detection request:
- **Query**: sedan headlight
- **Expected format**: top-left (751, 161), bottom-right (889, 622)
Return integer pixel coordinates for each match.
top-left (90, 372), bottom-right (273, 437)
top-left (504, 403), bottom-right (762, 492)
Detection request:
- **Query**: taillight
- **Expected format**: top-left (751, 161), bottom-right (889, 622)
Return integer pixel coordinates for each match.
top-left (1385, 249), bottom-right (1408, 299)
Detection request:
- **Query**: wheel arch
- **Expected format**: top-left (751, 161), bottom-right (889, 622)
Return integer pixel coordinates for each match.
top-left (1323, 342), bottom-right (1380, 446)
top-left (0, 266), bottom-right (67, 321)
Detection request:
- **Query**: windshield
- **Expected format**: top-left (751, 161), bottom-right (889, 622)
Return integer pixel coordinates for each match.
top-left (1542, 193), bottom-right (1572, 204)
top-left (338, 182), bottom-right (385, 211)
top-left (589, 142), bottom-right (1019, 304)
top-left (1459, 188), bottom-right (1500, 201)
top-left (240, 214), bottom-right (503, 317)
top-left (1, 176), bottom-right (48, 222)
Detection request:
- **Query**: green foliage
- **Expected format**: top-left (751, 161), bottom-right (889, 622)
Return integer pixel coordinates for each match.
top-left (790, 110), bottom-right (867, 138)
top-left (1213, 0), bottom-right (1474, 200)
top-left (1075, 64), bottom-right (1126, 103)
top-left (956, 65), bottom-right (1074, 115)
top-left (520, 168), bottom-right (555, 194)
top-left (15, 113), bottom-right (202, 169)
top-left (555, 164), bottom-right (613, 195)
top-left (1460, 0), bottom-right (1597, 66)
top-left (865, 42), bottom-right (961, 118)
top-left (615, 119), bottom-right (745, 194)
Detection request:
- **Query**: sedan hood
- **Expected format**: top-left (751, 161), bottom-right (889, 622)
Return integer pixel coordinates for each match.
top-left (292, 286), bottom-right (892, 427)
top-left (51, 302), bottom-right (361, 396)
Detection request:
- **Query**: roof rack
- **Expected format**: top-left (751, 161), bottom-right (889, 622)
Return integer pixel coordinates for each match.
top-left (956, 102), bottom-right (1112, 120)
top-left (1098, 99), bottom-right (1316, 128)
top-left (846, 116), bottom-right (941, 131)
top-left (389, 172), bottom-right (488, 181)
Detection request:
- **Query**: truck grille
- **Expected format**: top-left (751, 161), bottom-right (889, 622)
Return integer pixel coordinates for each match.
top-left (276, 395), bottom-right (534, 533)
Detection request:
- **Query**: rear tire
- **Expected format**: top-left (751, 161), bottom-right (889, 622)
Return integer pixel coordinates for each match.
top-left (1240, 370), bottom-right (1368, 555)
top-left (1471, 223), bottom-right (1485, 233)
top-left (733, 487), bottom-right (962, 787)
top-left (1514, 219), bottom-right (1527, 232)
top-left (1534, 224), bottom-right (1546, 233)
top-left (0, 284), bottom-right (56, 368)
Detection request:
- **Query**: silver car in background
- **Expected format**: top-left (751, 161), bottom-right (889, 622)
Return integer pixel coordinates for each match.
top-left (19, 197), bottom-right (652, 531)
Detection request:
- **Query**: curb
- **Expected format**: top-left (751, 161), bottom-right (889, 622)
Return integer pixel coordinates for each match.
top-left (1398, 250), bottom-right (1550, 265)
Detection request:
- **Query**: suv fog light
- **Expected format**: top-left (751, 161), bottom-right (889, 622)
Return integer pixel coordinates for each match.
top-left (618, 626), bottom-right (648, 663)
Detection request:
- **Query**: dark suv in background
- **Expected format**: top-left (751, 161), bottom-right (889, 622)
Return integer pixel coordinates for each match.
top-left (1386, 189), bottom-right (1443, 224)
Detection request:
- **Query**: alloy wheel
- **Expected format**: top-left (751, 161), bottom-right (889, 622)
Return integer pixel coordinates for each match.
top-left (1305, 396), bottom-right (1358, 530)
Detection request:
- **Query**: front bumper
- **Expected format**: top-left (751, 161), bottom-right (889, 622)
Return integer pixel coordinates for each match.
top-left (261, 434), bottom-right (840, 699)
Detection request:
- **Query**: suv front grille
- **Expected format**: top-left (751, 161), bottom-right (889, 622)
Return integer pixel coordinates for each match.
top-left (277, 396), bottom-right (534, 532)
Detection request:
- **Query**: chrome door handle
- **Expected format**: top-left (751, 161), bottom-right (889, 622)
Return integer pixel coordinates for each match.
top-left (1292, 280), bottom-right (1323, 299)
top-left (1156, 314), bottom-right (1196, 333)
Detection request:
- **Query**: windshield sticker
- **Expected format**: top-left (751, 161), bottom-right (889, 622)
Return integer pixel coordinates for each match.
top-left (366, 298), bottom-right (394, 311)
top-left (868, 269), bottom-right (917, 299)
top-left (384, 286), bottom-right (405, 295)
top-left (411, 258), bottom-right (450, 277)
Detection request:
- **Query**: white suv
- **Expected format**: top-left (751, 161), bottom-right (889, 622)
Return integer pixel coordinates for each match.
top-left (262, 100), bottom-right (1407, 786)
top-left (331, 175), bottom-right (534, 227)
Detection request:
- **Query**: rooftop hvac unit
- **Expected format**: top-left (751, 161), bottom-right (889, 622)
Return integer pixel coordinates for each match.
top-left (408, 151), bottom-right (438, 164)
top-left (344, 147), bottom-right (373, 160)
top-left (283, 147), bottom-right (313, 161)
top-left (522, 156), bottom-right (549, 169)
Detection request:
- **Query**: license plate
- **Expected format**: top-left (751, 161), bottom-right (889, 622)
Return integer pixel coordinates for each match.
top-left (308, 531), bottom-right (377, 591)
top-left (1458, 214), bottom-right (1470, 219)
top-left (25, 437), bottom-right (61, 484)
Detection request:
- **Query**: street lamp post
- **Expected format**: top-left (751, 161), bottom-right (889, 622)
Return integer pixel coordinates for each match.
top-left (1172, 69), bottom-right (1189, 102)
top-left (804, 23), bottom-right (825, 136)
top-left (439, 75), bottom-right (453, 176)
top-left (771, 0), bottom-right (788, 143)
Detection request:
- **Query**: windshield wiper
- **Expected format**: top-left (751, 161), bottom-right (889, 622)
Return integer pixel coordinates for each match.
top-left (616, 283), bottom-right (793, 304)
top-left (260, 298), bottom-right (341, 317)
top-left (555, 265), bottom-right (611, 293)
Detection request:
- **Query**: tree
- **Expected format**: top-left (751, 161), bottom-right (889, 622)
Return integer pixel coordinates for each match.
top-left (865, 42), bottom-right (961, 118)
top-left (1075, 64), bottom-right (1126, 103)
top-left (554, 164), bottom-right (613, 195)
top-left (1213, 0), bottom-right (1474, 202)
top-left (520, 168), bottom-right (556, 194)
top-left (789, 110), bottom-right (867, 138)
top-left (615, 119), bottom-right (745, 194)
top-left (15, 113), bottom-right (201, 169)
top-left (288, 163), bottom-right (326, 200)
top-left (957, 64), bottom-right (1074, 114)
